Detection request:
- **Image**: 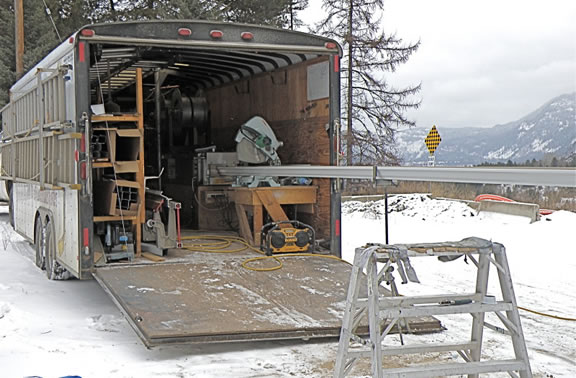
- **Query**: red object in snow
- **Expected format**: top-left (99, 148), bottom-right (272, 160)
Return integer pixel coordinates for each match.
top-left (475, 194), bottom-right (554, 216)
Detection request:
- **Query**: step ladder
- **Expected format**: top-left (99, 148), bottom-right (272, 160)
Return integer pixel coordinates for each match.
top-left (334, 237), bottom-right (532, 378)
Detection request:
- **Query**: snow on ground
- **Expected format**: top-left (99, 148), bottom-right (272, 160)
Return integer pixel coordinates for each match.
top-left (1, 195), bottom-right (575, 377)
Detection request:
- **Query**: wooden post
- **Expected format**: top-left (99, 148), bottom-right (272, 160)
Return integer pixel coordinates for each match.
top-left (135, 68), bottom-right (144, 256)
top-left (14, 0), bottom-right (24, 79)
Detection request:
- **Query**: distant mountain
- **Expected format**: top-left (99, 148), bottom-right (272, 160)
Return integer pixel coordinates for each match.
top-left (396, 93), bottom-right (576, 166)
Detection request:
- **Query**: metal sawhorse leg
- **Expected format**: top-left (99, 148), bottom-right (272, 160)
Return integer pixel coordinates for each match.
top-left (334, 237), bottom-right (532, 378)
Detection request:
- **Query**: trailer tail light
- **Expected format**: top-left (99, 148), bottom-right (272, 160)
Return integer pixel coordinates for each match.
top-left (178, 28), bottom-right (192, 37)
top-left (69, 37), bottom-right (74, 44)
top-left (83, 227), bottom-right (89, 247)
top-left (78, 42), bottom-right (85, 62)
top-left (241, 32), bottom-right (254, 40)
top-left (80, 162), bottom-right (87, 180)
top-left (80, 29), bottom-right (95, 37)
top-left (210, 30), bottom-right (223, 39)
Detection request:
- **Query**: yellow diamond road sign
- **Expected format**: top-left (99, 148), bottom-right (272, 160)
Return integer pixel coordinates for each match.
top-left (425, 125), bottom-right (442, 155)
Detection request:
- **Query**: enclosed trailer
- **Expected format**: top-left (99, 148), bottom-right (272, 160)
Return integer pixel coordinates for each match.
top-left (0, 21), bottom-right (439, 345)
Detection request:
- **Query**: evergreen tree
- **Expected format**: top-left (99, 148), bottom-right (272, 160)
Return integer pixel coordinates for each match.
top-left (215, 0), bottom-right (296, 28)
top-left (315, 0), bottom-right (421, 165)
top-left (0, 0), bottom-right (16, 107)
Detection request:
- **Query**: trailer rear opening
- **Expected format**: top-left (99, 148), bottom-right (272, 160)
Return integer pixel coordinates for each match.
top-left (0, 21), bottom-right (441, 345)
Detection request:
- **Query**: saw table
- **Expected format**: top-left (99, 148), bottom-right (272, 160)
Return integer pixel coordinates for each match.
top-left (228, 186), bottom-right (317, 246)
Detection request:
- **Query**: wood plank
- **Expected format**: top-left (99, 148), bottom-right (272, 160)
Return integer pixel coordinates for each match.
top-left (255, 190), bottom-right (290, 224)
top-left (135, 67), bottom-right (145, 256)
top-left (253, 204), bottom-right (263, 246)
top-left (92, 162), bottom-right (113, 168)
top-left (235, 204), bottom-right (254, 245)
top-left (142, 252), bottom-right (165, 262)
top-left (91, 115), bottom-right (140, 122)
top-left (230, 186), bottom-right (317, 206)
top-left (93, 215), bottom-right (138, 222)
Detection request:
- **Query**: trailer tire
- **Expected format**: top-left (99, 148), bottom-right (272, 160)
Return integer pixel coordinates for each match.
top-left (44, 220), bottom-right (72, 280)
top-left (45, 221), bottom-right (56, 280)
top-left (34, 218), bottom-right (45, 270)
top-left (8, 183), bottom-right (14, 228)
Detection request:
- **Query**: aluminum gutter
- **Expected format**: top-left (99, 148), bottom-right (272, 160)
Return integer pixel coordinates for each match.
top-left (217, 166), bottom-right (576, 188)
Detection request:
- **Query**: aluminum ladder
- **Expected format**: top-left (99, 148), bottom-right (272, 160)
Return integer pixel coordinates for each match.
top-left (334, 237), bottom-right (532, 378)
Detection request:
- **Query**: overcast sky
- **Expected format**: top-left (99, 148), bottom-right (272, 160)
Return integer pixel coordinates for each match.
top-left (301, 0), bottom-right (576, 129)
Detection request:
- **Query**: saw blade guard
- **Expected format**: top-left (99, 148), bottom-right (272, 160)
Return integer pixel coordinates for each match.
top-left (235, 116), bottom-right (283, 165)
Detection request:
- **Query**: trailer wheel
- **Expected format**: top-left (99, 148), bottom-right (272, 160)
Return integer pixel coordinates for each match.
top-left (45, 221), bottom-right (56, 280)
top-left (8, 183), bottom-right (14, 228)
top-left (44, 220), bottom-right (72, 280)
top-left (34, 218), bottom-right (45, 270)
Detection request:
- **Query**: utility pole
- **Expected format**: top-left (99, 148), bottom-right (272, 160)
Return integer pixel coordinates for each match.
top-left (14, 0), bottom-right (25, 79)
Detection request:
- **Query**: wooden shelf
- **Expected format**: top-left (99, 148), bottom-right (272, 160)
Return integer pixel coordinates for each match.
top-left (94, 215), bottom-right (138, 222)
top-left (91, 68), bottom-right (145, 257)
top-left (92, 114), bottom-right (140, 122)
top-left (92, 162), bottom-right (113, 168)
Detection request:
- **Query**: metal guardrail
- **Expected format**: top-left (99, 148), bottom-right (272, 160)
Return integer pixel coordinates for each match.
top-left (217, 166), bottom-right (576, 188)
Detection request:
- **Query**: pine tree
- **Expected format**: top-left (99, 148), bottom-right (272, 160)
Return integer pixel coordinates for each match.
top-left (315, 0), bottom-right (420, 165)
top-left (215, 0), bottom-right (304, 28)
top-left (0, 0), bottom-right (16, 107)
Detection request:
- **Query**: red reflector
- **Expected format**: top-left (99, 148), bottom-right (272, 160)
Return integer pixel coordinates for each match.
top-left (325, 42), bottom-right (337, 49)
top-left (80, 135), bottom-right (86, 153)
top-left (335, 219), bottom-right (341, 236)
top-left (241, 32), bottom-right (254, 40)
top-left (83, 227), bottom-right (89, 247)
top-left (75, 150), bottom-right (79, 162)
top-left (80, 162), bottom-right (87, 180)
top-left (68, 37), bottom-right (74, 44)
top-left (80, 29), bottom-right (94, 37)
top-left (334, 55), bottom-right (340, 72)
top-left (178, 28), bottom-right (192, 37)
top-left (78, 42), bottom-right (85, 63)
top-left (210, 30), bottom-right (223, 39)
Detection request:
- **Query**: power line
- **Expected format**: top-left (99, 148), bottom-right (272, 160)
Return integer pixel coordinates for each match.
top-left (41, 0), bottom-right (62, 41)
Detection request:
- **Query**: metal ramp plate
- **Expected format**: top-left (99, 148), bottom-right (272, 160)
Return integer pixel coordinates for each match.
top-left (94, 256), bottom-right (441, 346)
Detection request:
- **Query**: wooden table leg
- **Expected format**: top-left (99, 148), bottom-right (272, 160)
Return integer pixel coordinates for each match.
top-left (253, 204), bottom-right (263, 247)
top-left (235, 204), bottom-right (254, 245)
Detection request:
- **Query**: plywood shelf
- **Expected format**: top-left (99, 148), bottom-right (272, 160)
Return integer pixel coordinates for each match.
top-left (91, 114), bottom-right (140, 122)
top-left (92, 162), bottom-right (113, 168)
top-left (90, 67), bottom-right (146, 257)
top-left (93, 215), bottom-right (138, 222)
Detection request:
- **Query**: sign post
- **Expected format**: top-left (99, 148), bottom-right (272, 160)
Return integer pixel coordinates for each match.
top-left (425, 125), bottom-right (442, 167)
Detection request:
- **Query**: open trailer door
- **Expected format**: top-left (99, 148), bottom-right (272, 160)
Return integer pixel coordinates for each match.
top-left (94, 256), bottom-right (441, 347)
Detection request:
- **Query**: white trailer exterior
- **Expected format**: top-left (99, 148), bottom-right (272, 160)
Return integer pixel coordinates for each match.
top-left (1, 36), bottom-right (84, 278)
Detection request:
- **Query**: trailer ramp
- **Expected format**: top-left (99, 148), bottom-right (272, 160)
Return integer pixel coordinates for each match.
top-left (94, 256), bottom-right (441, 347)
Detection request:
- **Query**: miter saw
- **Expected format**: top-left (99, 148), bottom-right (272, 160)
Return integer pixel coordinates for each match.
top-left (234, 116), bottom-right (284, 187)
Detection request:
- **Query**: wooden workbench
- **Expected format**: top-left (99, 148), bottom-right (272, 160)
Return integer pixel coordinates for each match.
top-left (228, 186), bottom-right (317, 246)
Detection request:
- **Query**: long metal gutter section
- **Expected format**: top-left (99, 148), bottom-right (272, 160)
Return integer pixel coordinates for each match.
top-left (217, 166), bottom-right (576, 187)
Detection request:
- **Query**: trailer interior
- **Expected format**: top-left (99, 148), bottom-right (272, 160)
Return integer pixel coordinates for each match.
top-left (87, 32), bottom-right (334, 264)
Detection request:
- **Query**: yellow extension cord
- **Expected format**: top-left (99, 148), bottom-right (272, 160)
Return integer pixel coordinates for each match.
top-left (179, 235), bottom-right (575, 321)
top-left (180, 234), bottom-right (348, 272)
top-left (518, 306), bottom-right (576, 322)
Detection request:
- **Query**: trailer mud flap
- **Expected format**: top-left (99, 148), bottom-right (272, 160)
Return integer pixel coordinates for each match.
top-left (94, 256), bottom-right (441, 346)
